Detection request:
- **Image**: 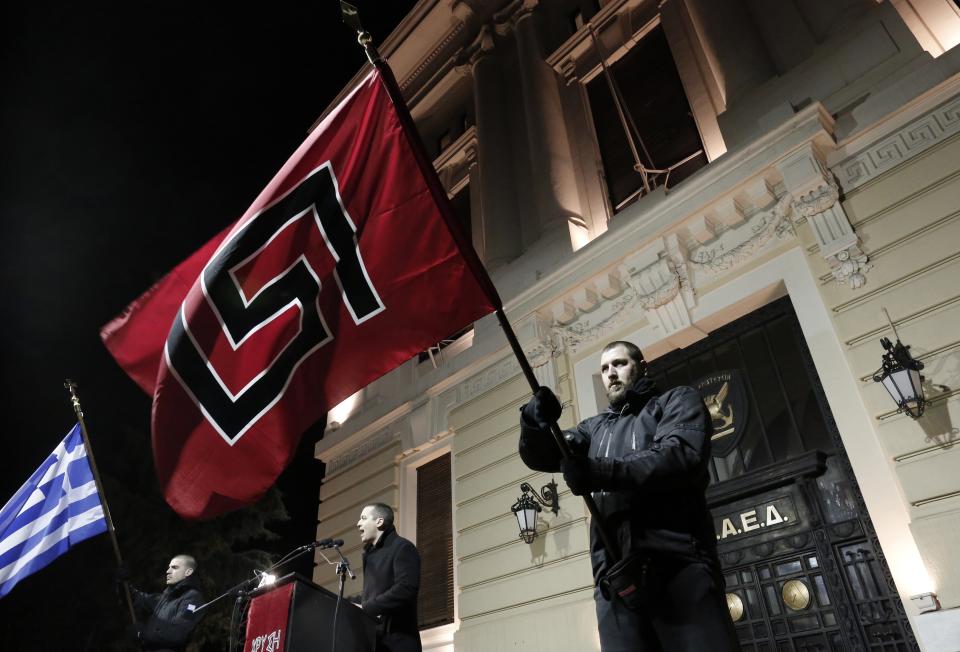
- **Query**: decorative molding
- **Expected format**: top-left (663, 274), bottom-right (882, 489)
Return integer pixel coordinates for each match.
top-left (912, 490), bottom-right (960, 508)
top-left (465, 24), bottom-right (497, 67)
top-left (492, 0), bottom-right (537, 35)
top-left (791, 175), bottom-right (839, 219)
top-left (545, 0), bottom-right (659, 87)
top-left (517, 314), bottom-right (561, 370)
top-left (844, 293), bottom-right (960, 348)
top-left (543, 171), bottom-right (813, 353)
top-left (433, 125), bottom-right (478, 195)
top-left (458, 356), bottom-right (522, 404)
top-left (397, 427), bottom-right (453, 461)
top-left (894, 440), bottom-right (960, 464)
top-left (553, 280), bottom-right (646, 354)
top-left (325, 429), bottom-right (396, 476)
top-left (398, 20), bottom-right (468, 92)
top-left (547, 236), bottom-right (701, 353)
top-left (687, 193), bottom-right (795, 274)
top-left (623, 253), bottom-right (682, 310)
top-left (433, 385), bottom-right (461, 437)
top-left (833, 93), bottom-right (960, 192)
top-left (829, 246), bottom-right (870, 290)
top-left (778, 146), bottom-right (870, 290)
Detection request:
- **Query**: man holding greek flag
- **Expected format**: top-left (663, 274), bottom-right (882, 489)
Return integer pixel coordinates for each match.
top-left (0, 424), bottom-right (108, 597)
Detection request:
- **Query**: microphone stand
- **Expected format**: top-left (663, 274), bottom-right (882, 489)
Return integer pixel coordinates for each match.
top-left (330, 543), bottom-right (356, 652)
top-left (192, 539), bottom-right (344, 651)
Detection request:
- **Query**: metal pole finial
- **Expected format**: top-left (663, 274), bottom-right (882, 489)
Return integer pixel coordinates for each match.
top-left (340, 1), bottom-right (381, 63)
top-left (64, 378), bottom-right (83, 418)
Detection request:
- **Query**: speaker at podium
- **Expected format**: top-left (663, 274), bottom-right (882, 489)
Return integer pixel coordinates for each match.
top-left (243, 573), bottom-right (376, 652)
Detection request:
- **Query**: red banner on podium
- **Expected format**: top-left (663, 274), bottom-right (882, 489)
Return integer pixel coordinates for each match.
top-left (245, 582), bottom-right (294, 652)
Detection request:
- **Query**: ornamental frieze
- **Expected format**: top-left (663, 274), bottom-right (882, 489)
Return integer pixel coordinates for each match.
top-left (687, 193), bottom-right (796, 277)
top-left (533, 134), bottom-right (871, 356)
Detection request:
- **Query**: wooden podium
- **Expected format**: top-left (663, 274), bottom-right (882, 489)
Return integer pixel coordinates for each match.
top-left (243, 573), bottom-right (375, 652)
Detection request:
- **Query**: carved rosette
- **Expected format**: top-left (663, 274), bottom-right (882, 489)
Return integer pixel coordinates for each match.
top-left (829, 245), bottom-right (871, 290)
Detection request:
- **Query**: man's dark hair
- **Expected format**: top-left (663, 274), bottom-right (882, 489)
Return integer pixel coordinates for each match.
top-left (175, 554), bottom-right (198, 572)
top-left (602, 341), bottom-right (644, 366)
top-left (366, 503), bottom-right (395, 530)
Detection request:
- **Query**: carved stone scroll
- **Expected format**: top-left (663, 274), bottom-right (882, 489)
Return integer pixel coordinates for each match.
top-left (777, 145), bottom-right (870, 289)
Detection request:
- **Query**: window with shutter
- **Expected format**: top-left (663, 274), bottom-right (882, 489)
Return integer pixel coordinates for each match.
top-left (416, 453), bottom-right (454, 629)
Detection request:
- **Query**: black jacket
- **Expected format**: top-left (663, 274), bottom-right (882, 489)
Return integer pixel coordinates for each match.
top-left (520, 376), bottom-right (717, 580)
top-left (361, 527), bottom-right (421, 652)
top-left (131, 575), bottom-right (204, 652)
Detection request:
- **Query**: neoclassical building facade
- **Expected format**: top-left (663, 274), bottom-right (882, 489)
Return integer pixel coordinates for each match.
top-left (313, 1), bottom-right (960, 649)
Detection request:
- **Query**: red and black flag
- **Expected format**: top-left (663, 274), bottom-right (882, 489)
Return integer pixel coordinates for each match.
top-left (102, 68), bottom-right (500, 519)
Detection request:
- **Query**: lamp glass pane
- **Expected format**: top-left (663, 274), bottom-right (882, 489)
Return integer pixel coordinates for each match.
top-left (881, 375), bottom-right (900, 403)
top-left (523, 507), bottom-right (538, 533)
top-left (910, 368), bottom-right (922, 395)
top-left (891, 368), bottom-right (919, 402)
top-left (514, 509), bottom-right (527, 532)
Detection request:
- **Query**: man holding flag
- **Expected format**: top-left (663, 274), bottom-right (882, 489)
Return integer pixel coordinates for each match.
top-left (129, 554), bottom-right (205, 652)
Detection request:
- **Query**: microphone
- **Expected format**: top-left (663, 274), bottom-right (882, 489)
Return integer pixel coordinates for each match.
top-left (331, 542), bottom-right (356, 580)
top-left (309, 538), bottom-right (343, 550)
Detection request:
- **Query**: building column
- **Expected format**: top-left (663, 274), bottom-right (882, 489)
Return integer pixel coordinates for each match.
top-left (511, 1), bottom-right (588, 249)
top-left (667, 0), bottom-right (775, 108)
top-left (470, 27), bottom-right (522, 269)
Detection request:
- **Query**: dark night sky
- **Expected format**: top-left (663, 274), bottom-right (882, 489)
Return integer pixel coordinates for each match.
top-left (0, 0), bottom-right (416, 644)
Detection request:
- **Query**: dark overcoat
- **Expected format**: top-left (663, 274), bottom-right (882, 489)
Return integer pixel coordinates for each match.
top-left (520, 375), bottom-right (717, 580)
top-left (362, 527), bottom-right (422, 652)
top-left (131, 575), bottom-right (204, 652)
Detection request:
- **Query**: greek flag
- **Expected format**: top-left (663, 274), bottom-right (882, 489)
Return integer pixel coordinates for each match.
top-left (0, 424), bottom-right (107, 597)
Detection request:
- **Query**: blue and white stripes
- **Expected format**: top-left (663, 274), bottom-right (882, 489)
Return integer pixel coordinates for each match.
top-left (0, 424), bottom-right (107, 597)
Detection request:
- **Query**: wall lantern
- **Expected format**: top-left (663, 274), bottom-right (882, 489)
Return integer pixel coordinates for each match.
top-left (872, 336), bottom-right (925, 419)
top-left (511, 480), bottom-right (559, 544)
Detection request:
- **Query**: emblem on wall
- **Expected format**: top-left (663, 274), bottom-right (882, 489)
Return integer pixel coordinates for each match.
top-left (693, 370), bottom-right (749, 456)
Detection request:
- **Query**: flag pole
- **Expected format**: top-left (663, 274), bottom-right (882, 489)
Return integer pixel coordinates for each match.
top-left (491, 309), bottom-right (621, 561)
top-left (63, 380), bottom-right (137, 624)
top-left (338, 2), bottom-right (620, 563)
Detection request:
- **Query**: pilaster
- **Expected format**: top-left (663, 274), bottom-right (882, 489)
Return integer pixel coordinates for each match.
top-left (468, 26), bottom-right (522, 268)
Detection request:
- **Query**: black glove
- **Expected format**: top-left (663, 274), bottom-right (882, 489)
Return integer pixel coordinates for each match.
top-left (123, 623), bottom-right (142, 644)
top-left (561, 455), bottom-right (601, 496)
top-left (115, 563), bottom-right (132, 584)
top-left (521, 387), bottom-right (562, 429)
top-left (563, 428), bottom-right (590, 454)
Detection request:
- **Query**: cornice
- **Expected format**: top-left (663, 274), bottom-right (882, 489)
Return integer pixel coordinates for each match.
top-left (545, 0), bottom-right (659, 85)
top-left (315, 400), bottom-right (414, 463)
top-left (502, 103), bottom-right (837, 322)
top-left (378, 0), bottom-right (447, 58)
top-left (829, 72), bottom-right (960, 193)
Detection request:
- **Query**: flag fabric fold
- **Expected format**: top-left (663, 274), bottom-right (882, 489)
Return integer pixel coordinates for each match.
top-left (0, 424), bottom-right (107, 598)
top-left (102, 69), bottom-right (500, 519)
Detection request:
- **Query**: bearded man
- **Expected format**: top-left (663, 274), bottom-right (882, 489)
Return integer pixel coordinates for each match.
top-left (519, 341), bottom-right (740, 652)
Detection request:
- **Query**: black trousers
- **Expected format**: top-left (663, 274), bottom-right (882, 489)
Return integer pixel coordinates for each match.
top-left (594, 560), bottom-right (741, 652)
top-left (375, 630), bottom-right (421, 652)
